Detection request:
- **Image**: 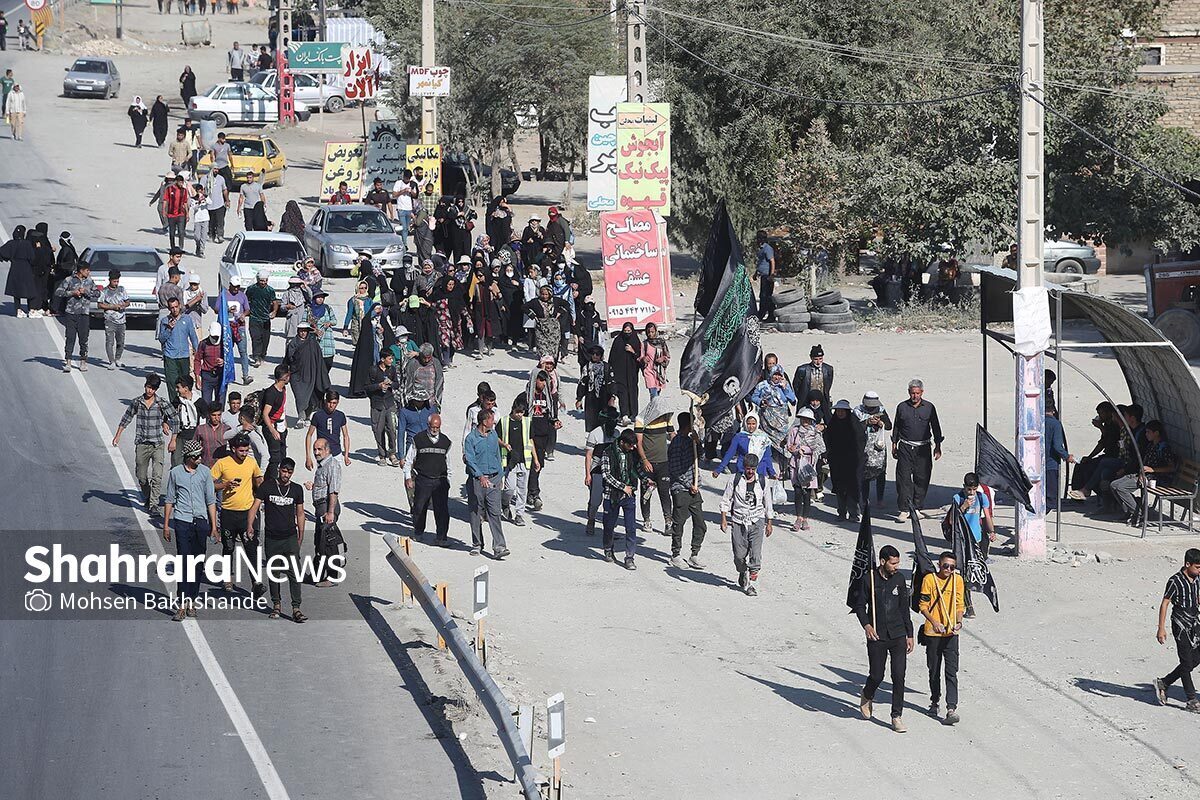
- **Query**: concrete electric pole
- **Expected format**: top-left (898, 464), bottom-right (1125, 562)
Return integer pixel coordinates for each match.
top-left (1015, 0), bottom-right (1046, 559)
top-left (275, 1), bottom-right (296, 126)
top-left (625, 0), bottom-right (646, 103)
top-left (421, 0), bottom-right (437, 144)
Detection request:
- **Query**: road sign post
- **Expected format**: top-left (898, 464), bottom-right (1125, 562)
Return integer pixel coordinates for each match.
top-left (399, 536), bottom-right (413, 606)
top-left (472, 565), bottom-right (489, 667)
top-left (435, 581), bottom-right (448, 649)
top-left (546, 692), bottom-right (565, 799)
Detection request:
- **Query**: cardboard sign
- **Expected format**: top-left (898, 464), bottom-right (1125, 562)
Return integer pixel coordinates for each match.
top-left (408, 66), bottom-right (451, 97)
top-left (616, 103), bottom-right (671, 216)
top-left (406, 143), bottom-right (442, 198)
top-left (342, 47), bottom-right (378, 101)
top-left (586, 76), bottom-right (626, 212)
top-left (365, 121), bottom-right (407, 188)
top-left (601, 210), bottom-right (674, 327)
top-left (320, 141), bottom-right (365, 202)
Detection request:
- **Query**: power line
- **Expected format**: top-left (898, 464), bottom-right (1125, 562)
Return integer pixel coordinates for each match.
top-left (438, 0), bottom-right (611, 10)
top-left (633, 9), bottom-right (1015, 108)
top-left (439, 0), bottom-right (620, 26)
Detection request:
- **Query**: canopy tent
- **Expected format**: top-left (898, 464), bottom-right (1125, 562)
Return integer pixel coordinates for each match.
top-left (978, 265), bottom-right (1200, 538)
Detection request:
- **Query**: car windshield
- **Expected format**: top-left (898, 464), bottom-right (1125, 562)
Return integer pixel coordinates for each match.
top-left (86, 250), bottom-right (161, 273)
top-left (228, 140), bottom-right (265, 157)
top-left (249, 71), bottom-right (270, 85)
top-left (238, 239), bottom-right (305, 264)
top-left (325, 210), bottom-right (392, 234)
top-left (72, 60), bottom-right (109, 74)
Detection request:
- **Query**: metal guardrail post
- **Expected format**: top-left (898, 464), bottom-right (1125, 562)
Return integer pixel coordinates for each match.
top-left (382, 533), bottom-right (542, 800)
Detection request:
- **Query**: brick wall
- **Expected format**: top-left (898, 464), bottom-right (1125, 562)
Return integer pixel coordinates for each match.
top-left (1139, 73), bottom-right (1200, 129)
top-left (1161, 0), bottom-right (1200, 34)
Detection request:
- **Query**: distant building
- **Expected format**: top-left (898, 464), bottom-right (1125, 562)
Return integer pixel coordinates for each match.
top-left (1137, 2), bottom-right (1200, 131)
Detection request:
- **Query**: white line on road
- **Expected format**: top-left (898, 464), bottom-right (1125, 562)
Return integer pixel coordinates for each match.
top-left (0, 213), bottom-right (290, 800)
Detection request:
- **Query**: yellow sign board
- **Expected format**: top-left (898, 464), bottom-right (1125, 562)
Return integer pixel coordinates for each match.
top-left (616, 103), bottom-right (670, 216)
top-left (319, 141), bottom-right (365, 201)
top-left (406, 143), bottom-right (442, 198)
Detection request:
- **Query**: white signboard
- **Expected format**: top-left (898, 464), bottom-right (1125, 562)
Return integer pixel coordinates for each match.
top-left (472, 565), bottom-right (489, 621)
top-left (586, 75), bottom-right (627, 212)
top-left (546, 693), bottom-right (566, 760)
top-left (408, 66), bottom-right (451, 98)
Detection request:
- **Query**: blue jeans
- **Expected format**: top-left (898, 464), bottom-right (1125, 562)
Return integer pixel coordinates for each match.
top-left (399, 405), bottom-right (433, 455)
top-left (648, 387), bottom-right (660, 399)
top-left (603, 494), bottom-right (638, 559)
top-left (398, 210), bottom-right (412, 247)
top-left (1083, 456), bottom-right (1122, 494)
top-left (172, 517), bottom-right (208, 599)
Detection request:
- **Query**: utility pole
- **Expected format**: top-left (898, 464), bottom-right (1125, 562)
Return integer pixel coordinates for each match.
top-left (116, 0), bottom-right (123, 39)
top-left (318, 0), bottom-right (327, 40)
top-left (1015, 0), bottom-right (1046, 559)
top-left (625, 0), bottom-right (646, 103)
top-left (275, 1), bottom-right (296, 126)
top-left (421, 0), bottom-right (437, 144)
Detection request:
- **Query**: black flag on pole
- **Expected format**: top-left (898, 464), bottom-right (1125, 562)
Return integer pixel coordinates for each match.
top-left (679, 201), bottom-right (761, 432)
top-left (909, 511), bottom-right (937, 613)
top-left (694, 198), bottom-right (734, 317)
top-left (947, 504), bottom-right (1001, 612)
top-left (846, 506), bottom-right (875, 611)
top-left (975, 424), bottom-right (1034, 512)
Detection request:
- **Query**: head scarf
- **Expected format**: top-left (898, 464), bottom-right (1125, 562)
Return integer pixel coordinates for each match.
top-left (132, 96), bottom-right (148, 112)
top-left (11, 225), bottom-right (26, 240)
top-left (280, 201), bottom-right (305, 239)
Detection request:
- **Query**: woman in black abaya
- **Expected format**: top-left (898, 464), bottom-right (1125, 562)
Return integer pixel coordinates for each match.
top-left (1, 225), bottom-right (37, 317)
top-left (608, 321), bottom-right (641, 420)
top-left (150, 96), bottom-right (170, 147)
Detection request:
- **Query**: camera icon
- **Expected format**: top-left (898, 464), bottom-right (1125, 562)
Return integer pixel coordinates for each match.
top-left (24, 589), bottom-right (53, 613)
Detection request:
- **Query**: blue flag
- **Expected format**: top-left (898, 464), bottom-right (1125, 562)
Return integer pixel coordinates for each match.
top-left (218, 294), bottom-right (237, 398)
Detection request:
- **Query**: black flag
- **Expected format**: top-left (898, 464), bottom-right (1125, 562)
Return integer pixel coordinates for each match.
top-left (975, 424), bottom-right (1034, 512)
top-left (909, 510), bottom-right (937, 613)
top-left (846, 507), bottom-right (875, 611)
top-left (694, 199), bottom-right (734, 316)
top-left (947, 504), bottom-right (1000, 612)
top-left (680, 201), bottom-right (761, 432)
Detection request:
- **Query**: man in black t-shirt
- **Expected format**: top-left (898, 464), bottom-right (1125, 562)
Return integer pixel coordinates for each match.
top-left (364, 177), bottom-right (394, 219)
top-left (260, 365), bottom-right (290, 480)
top-left (306, 389), bottom-right (351, 469)
top-left (248, 457), bottom-right (307, 622)
top-left (403, 413), bottom-right (453, 544)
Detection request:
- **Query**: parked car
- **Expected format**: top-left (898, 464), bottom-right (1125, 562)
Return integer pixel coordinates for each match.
top-left (79, 246), bottom-right (162, 317)
top-left (442, 152), bottom-right (522, 198)
top-left (249, 70), bottom-right (347, 113)
top-left (63, 58), bottom-right (121, 99)
top-left (303, 204), bottom-right (406, 274)
top-left (188, 82), bottom-right (311, 128)
top-left (1044, 240), bottom-right (1101, 274)
top-left (197, 134), bottom-right (287, 187)
top-left (218, 232), bottom-right (309, 293)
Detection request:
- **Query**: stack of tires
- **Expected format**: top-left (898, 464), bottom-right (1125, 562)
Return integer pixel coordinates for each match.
top-left (772, 288), bottom-right (811, 332)
top-left (807, 290), bottom-right (856, 333)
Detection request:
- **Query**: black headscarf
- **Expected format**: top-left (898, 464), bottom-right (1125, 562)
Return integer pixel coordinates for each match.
top-left (608, 323), bottom-right (642, 418)
top-left (280, 200), bottom-right (305, 240)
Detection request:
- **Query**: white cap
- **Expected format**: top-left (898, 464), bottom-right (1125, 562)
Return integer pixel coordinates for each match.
top-left (187, 273), bottom-right (200, 284)
top-left (256, 269), bottom-right (270, 280)
top-left (208, 321), bottom-right (221, 337)
top-left (229, 274), bottom-right (243, 286)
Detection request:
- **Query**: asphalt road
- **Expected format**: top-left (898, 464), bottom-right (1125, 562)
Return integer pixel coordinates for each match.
top-left (0, 45), bottom-right (489, 800)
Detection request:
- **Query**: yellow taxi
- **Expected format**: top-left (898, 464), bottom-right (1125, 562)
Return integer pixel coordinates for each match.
top-left (197, 134), bottom-right (288, 187)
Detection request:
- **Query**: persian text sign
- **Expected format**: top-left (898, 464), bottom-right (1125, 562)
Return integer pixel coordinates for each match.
top-left (586, 76), bottom-right (626, 212)
top-left (320, 141), bottom-right (365, 201)
top-left (365, 121), bottom-right (407, 188)
top-left (615, 103), bottom-right (670, 216)
top-left (287, 41), bottom-right (347, 73)
top-left (601, 210), bottom-right (674, 327)
top-left (342, 47), bottom-right (378, 101)
top-left (408, 66), bottom-right (451, 97)
top-left (406, 143), bottom-right (442, 197)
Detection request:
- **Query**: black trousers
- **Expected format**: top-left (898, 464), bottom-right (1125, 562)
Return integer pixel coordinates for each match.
top-left (218, 507), bottom-right (260, 587)
top-left (208, 206), bottom-right (227, 241)
top-left (859, 474), bottom-right (886, 505)
top-left (261, 423), bottom-right (287, 481)
top-left (585, 476), bottom-right (605, 534)
top-left (640, 461), bottom-right (672, 527)
top-left (529, 429), bottom-right (552, 500)
top-left (896, 442), bottom-right (933, 511)
top-left (925, 635), bottom-right (960, 708)
top-left (1163, 636), bottom-right (1200, 701)
top-left (249, 319), bottom-right (271, 361)
top-left (669, 488), bottom-right (706, 557)
top-left (412, 473), bottom-right (450, 539)
top-left (864, 635), bottom-right (908, 719)
top-left (758, 274), bottom-right (775, 320)
top-left (63, 312), bottom-right (90, 359)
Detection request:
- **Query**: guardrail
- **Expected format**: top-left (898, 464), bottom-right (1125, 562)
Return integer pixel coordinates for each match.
top-left (382, 533), bottom-right (541, 800)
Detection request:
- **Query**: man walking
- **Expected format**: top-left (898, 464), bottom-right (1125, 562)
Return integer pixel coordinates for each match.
top-left (238, 170), bottom-right (267, 231)
top-left (584, 408), bottom-right (619, 538)
top-left (5, 82), bottom-right (26, 140)
top-left (498, 395), bottom-right (539, 527)
top-left (720, 452), bottom-right (774, 596)
top-left (635, 401), bottom-right (675, 535)
top-left (667, 412), bottom-right (706, 570)
top-left (211, 433), bottom-right (265, 597)
top-left (248, 457), bottom-right (308, 622)
top-left (113, 374), bottom-right (179, 514)
top-left (54, 259), bottom-right (100, 372)
top-left (600, 429), bottom-right (651, 570)
top-left (1154, 548), bottom-right (1200, 712)
top-left (399, 343), bottom-right (442, 455)
top-left (919, 550), bottom-right (966, 724)
top-left (307, 390), bottom-right (351, 470)
top-left (404, 413), bottom-right (454, 545)
top-left (246, 270), bottom-right (278, 366)
top-left (208, 132), bottom-right (233, 194)
top-left (98, 268), bottom-right (130, 369)
top-left (367, 350), bottom-right (400, 466)
top-left (227, 41), bottom-right (245, 81)
top-left (260, 364), bottom-right (290, 479)
top-left (464, 408), bottom-right (509, 559)
top-left (856, 544), bottom-right (914, 733)
top-left (219, 275), bottom-right (250, 383)
top-left (754, 232), bottom-right (776, 322)
top-left (158, 296), bottom-right (198, 406)
top-left (194, 321), bottom-right (226, 408)
top-left (793, 344), bottom-right (834, 416)
top-left (892, 379), bottom-right (944, 521)
top-left (307, 437), bottom-right (343, 587)
top-left (162, 438), bottom-right (218, 620)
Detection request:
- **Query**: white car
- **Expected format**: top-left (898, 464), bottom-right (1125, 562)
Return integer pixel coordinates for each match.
top-left (188, 82), bottom-right (312, 128)
top-left (219, 232), bottom-right (309, 293)
top-left (249, 70), bottom-right (346, 113)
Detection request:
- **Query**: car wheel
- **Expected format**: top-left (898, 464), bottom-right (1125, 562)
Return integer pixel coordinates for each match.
top-left (212, 112), bottom-right (229, 129)
top-left (325, 96), bottom-right (345, 113)
top-left (1155, 308), bottom-right (1200, 358)
top-left (1056, 258), bottom-right (1084, 275)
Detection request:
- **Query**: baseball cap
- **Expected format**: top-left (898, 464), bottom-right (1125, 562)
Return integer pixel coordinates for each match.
top-left (229, 274), bottom-right (243, 286)
top-left (208, 321), bottom-right (221, 337)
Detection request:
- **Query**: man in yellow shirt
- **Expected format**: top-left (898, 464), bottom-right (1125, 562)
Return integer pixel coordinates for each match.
top-left (211, 433), bottom-right (265, 597)
top-left (919, 550), bottom-right (966, 725)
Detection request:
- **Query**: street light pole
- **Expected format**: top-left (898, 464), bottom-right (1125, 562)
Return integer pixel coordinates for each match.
top-left (1015, 0), bottom-right (1046, 559)
top-left (421, 0), bottom-right (437, 144)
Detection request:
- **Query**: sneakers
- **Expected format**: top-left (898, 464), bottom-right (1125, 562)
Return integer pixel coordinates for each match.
top-left (745, 580), bottom-right (758, 596)
top-left (172, 604), bottom-right (188, 622)
top-left (1186, 699), bottom-right (1200, 713)
top-left (686, 554), bottom-right (706, 569)
top-left (1154, 677), bottom-right (1168, 706)
top-left (604, 549), bottom-right (616, 563)
top-left (493, 547), bottom-right (510, 560)
top-left (62, 361), bottom-right (72, 373)
top-left (897, 510), bottom-right (910, 522)
top-left (624, 556), bottom-right (637, 571)
top-left (511, 515), bottom-right (526, 527)
top-left (470, 547), bottom-right (481, 556)
top-left (79, 361), bottom-right (88, 372)
top-left (859, 692), bottom-right (873, 719)
top-left (108, 361), bottom-right (117, 370)
top-left (945, 707), bottom-right (960, 725)
top-left (16, 309), bottom-right (26, 318)
top-left (376, 456), bottom-right (387, 466)
top-left (892, 716), bottom-right (907, 734)
top-left (641, 520), bottom-right (653, 533)
top-left (668, 555), bottom-right (688, 569)
top-left (929, 701), bottom-right (940, 718)
top-left (964, 608), bottom-right (976, 619)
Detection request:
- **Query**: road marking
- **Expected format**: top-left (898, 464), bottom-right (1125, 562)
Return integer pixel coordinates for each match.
top-left (0, 212), bottom-right (289, 800)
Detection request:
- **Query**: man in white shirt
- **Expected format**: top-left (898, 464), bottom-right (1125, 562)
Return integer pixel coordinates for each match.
top-left (391, 168), bottom-right (419, 248)
top-left (227, 42), bottom-right (245, 81)
top-left (720, 452), bottom-right (774, 596)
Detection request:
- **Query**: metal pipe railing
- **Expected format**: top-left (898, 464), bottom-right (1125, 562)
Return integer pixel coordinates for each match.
top-left (382, 533), bottom-right (541, 800)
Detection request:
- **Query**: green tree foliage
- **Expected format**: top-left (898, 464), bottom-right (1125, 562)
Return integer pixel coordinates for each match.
top-left (657, 0), bottom-right (1200, 260)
